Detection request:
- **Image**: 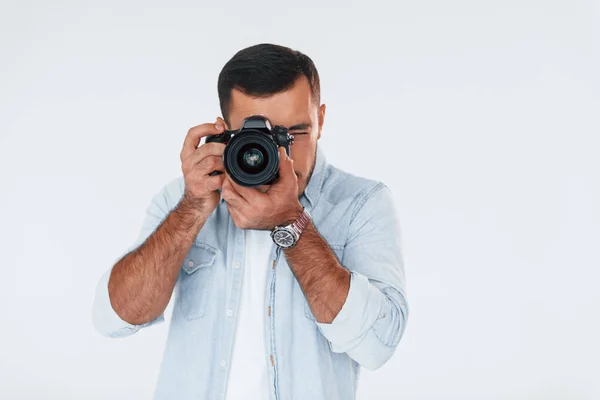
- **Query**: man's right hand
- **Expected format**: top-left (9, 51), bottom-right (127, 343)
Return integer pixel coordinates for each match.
top-left (180, 119), bottom-right (228, 213)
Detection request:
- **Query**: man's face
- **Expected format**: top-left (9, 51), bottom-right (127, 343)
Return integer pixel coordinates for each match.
top-left (225, 76), bottom-right (326, 197)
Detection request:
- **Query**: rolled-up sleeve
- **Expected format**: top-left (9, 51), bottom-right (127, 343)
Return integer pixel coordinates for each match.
top-left (92, 177), bottom-right (183, 338)
top-left (316, 182), bottom-right (409, 370)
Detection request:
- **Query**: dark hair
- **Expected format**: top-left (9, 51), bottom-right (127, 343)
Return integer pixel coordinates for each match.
top-left (217, 43), bottom-right (321, 126)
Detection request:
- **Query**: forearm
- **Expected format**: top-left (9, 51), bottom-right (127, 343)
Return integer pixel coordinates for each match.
top-left (284, 222), bottom-right (351, 323)
top-left (285, 219), bottom-right (408, 370)
top-left (108, 197), bottom-right (211, 325)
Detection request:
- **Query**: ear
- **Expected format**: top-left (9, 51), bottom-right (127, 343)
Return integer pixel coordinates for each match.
top-left (317, 104), bottom-right (326, 140)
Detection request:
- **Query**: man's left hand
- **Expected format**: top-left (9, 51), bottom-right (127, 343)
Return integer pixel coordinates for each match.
top-left (221, 147), bottom-right (304, 230)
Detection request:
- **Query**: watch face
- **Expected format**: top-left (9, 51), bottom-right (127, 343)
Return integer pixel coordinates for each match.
top-left (272, 229), bottom-right (295, 248)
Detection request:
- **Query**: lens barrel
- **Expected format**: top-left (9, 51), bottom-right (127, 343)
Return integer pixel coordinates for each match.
top-left (223, 130), bottom-right (280, 187)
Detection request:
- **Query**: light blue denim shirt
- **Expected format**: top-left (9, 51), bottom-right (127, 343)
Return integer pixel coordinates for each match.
top-left (92, 144), bottom-right (409, 400)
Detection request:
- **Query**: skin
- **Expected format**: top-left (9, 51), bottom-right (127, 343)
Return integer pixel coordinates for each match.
top-left (221, 74), bottom-right (323, 199)
top-left (108, 122), bottom-right (228, 325)
top-left (108, 75), bottom-right (350, 325)
top-left (222, 76), bottom-right (351, 323)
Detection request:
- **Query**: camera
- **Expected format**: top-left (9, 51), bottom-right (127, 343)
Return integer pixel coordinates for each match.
top-left (205, 115), bottom-right (295, 187)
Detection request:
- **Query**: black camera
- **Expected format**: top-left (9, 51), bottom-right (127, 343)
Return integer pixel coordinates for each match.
top-left (205, 115), bottom-right (295, 187)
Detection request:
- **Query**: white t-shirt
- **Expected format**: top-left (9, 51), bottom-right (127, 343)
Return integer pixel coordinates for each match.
top-left (225, 228), bottom-right (274, 399)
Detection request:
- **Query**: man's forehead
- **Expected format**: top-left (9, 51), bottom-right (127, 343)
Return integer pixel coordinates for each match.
top-left (228, 80), bottom-right (315, 128)
top-left (229, 101), bottom-right (313, 129)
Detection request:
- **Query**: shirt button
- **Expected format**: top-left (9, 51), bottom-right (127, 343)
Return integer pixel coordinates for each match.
top-left (220, 360), bottom-right (227, 367)
top-left (226, 309), bottom-right (233, 317)
top-left (233, 261), bottom-right (240, 269)
top-left (187, 260), bottom-right (194, 268)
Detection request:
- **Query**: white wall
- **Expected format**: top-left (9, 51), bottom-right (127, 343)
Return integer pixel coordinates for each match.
top-left (1, 1), bottom-right (598, 399)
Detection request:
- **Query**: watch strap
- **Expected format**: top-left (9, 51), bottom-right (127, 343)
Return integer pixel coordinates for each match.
top-left (291, 208), bottom-right (311, 236)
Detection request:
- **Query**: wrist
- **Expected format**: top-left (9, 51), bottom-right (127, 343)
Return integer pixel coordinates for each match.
top-left (281, 202), bottom-right (304, 226)
top-left (177, 196), bottom-right (212, 222)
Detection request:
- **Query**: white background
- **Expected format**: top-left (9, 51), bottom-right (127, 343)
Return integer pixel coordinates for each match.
top-left (1, 0), bottom-right (598, 399)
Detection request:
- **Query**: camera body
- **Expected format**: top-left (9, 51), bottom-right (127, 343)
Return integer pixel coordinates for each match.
top-left (205, 115), bottom-right (295, 187)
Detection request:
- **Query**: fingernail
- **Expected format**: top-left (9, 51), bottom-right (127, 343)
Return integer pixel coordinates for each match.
top-left (215, 123), bottom-right (222, 131)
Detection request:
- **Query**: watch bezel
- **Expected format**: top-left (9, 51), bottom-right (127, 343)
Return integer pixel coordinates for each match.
top-left (270, 226), bottom-right (300, 248)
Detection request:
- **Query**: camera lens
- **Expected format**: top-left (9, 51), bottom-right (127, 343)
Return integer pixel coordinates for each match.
top-left (242, 147), bottom-right (265, 170)
top-left (237, 143), bottom-right (269, 175)
top-left (223, 131), bottom-right (280, 187)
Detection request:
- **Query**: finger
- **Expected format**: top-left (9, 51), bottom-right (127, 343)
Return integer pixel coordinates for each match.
top-left (192, 155), bottom-right (224, 177)
top-left (226, 203), bottom-right (247, 229)
top-left (221, 177), bottom-right (248, 207)
top-left (180, 122), bottom-right (226, 160)
top-left (182, 143), bottom-right (225, 171)
top-left (268, 147), bottom-right (296, 191)
top-left (226, 173), bottom-right (266, 203)
top-left (204, 173), bottom-right (225, 192)
top-left (216, 116), bottom-right (229, 130)
top-left (278, 146), bottom-right (295, 181)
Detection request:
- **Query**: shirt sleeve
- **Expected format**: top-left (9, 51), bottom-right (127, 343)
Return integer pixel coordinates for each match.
top-left (316, 182), bottom-right (409, 370)
top-left (91, 177), bottom-right (184, 338)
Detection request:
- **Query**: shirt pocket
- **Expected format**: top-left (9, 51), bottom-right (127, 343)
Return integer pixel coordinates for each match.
top-left (178, 242), bottom-right (218, 320)
top-left (304, 244), bottom-right (345, 321)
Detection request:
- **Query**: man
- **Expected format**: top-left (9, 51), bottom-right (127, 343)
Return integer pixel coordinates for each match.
top-left (92, 43), bottom-right (408, 400)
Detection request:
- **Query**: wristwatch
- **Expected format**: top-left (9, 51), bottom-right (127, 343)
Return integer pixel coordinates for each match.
top-left (271, 207), bottom-right (312, 248)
